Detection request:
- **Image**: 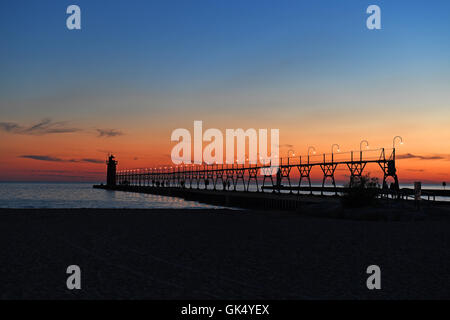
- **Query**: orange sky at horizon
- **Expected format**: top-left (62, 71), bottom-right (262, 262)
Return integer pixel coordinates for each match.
top-left (1, 116), bottom-right (449, 185)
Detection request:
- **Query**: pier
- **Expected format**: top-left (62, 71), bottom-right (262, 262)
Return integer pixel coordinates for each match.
top-left (113, 148), bottom-right (399, 192)
top-left (93, 184), bottom-right (306, 210)
top-left (94, 148), bottom-right (449, 210)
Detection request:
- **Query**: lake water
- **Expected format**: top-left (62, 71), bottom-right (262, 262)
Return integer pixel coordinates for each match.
top-left (0, 182), bottom-right (223, 209)
top-left (0, 182), bottom-right (448, 209)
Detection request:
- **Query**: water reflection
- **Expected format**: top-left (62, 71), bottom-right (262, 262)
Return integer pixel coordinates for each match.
top-left (0, 183), bottom-right (223, 209)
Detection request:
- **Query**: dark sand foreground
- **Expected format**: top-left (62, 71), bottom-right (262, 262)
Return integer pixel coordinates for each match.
top-left (1, 207), bottom-right (450, 299)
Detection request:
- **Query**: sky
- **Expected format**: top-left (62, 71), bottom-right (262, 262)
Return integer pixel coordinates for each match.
top-left (1, 0), bottom-right (450, 183)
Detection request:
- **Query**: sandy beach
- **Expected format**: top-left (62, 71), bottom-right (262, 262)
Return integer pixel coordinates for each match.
top-left (1, 206), bottom-right (450, 299)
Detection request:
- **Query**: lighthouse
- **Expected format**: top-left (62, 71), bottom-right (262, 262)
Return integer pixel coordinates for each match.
top-left (106, 155), bottom-right (117, 186)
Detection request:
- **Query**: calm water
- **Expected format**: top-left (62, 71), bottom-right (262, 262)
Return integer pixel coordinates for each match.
top-left (0, 182), bottom-right (447, 209)
top-left (0, 183), bottom-right (223, 209)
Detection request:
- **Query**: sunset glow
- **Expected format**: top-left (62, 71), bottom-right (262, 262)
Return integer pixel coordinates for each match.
top-left (1, 1), bottom-right (449, 184)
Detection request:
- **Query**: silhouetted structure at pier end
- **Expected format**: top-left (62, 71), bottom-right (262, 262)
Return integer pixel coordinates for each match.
top-left (106, 155), bottom-right (117, 186)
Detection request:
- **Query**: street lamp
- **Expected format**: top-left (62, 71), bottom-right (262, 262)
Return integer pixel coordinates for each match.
top-left (307, 146), bottom-right (316, 165)
top-left (308, 146), bottom-right (316, 156)
top-left (360, 140), bottom-right (369, 152)
top-left (287, 149), bottom-right (296, 158)
top-left (393, 136), bottom-right (403, 149)
top-left (331, 144), bottom-right (340, 154)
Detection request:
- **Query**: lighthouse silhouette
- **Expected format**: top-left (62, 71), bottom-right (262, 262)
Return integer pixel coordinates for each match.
top-left (106, 155), bottom-right (117, 186)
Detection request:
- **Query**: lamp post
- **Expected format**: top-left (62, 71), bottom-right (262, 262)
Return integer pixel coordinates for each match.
top-left (360, 140), bottom-right (369, 152)
top-left (331, 144), bottom-right (340, 154)
top-left (360, 140), bottom-right (369, 161)
top-left (287, 149), bottom-right (295, 165)
top-left (308, 146), bottom-right (316, 164)
top-left (393, 136), bottom-right (403, 149)
top-left (331, 144), bottom-right (340, 162)
top-left (392, 136), bottom-right (403, 160)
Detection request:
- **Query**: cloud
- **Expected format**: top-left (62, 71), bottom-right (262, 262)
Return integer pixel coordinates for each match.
top-left (20, 155), bottom-right (63, 162)
top-left (397, 153), bottom-right (446, 160)
top-left (96, 128), bottom-right (123, 137)
top-left (81, 158), bottom-right (104, 164)
top-left (29, 169), bottom-right (104, 175)
top-left (0, 119), bottom-right (125, 139)
top-left (0, 118), bottom-right (80, 135)
top-left (0, 122), bottom-right (20, 132)
top-left (405, 169), bottom-right (425, 172)
top-left (20, 155), bottom-right (103, 164)
top-left (30, 169), bottom-right (71, 174)
top-left (273, 144), bottom-right (294, 149)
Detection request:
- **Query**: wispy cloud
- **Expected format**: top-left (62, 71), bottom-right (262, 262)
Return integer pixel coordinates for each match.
top-left (20, 155), bottom-right (103, 164)
top-left (0, 119), bottom-right (125, 139)
top-left (81, 158), bottom-right (104, 164)
top-left (20, 155), bottom-right (63, 162)
top-left (0, 118), bottom-right (80, 135)
top-left (96, 128), bottom-right (123, 137)
top-left (397, 153), bottom-right (446, 160)
top-left (29, 169), bottom-right (104, 175)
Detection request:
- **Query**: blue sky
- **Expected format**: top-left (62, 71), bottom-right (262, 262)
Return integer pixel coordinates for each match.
top-left (1, 0), bottom-right (450, 183)
top-left (1, 0), bottom-right (449, 103)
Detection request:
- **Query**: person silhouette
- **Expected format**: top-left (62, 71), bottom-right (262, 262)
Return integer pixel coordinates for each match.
top-left (276, 168), bottom-right (282, 193)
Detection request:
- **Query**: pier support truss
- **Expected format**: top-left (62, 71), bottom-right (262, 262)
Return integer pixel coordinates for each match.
top-left (347, 162), bottom-right (367, 187)
top-left (277, 165), bottom-right (292, 194)
top-left (297, 165), bottom-right (313, 195)
top-left (225, 169), bottom-right (234, 191)
top-left (213, 167), bottom-right (224, 190)
top-left (261, 166), bottom-right (274, 193)
top-left (247, 166), bottom-right (259, 192)
top-left (234, 166), bottom-right (246, 191)
top-left (320, 163), bottom-right (338, 195)
top-left (378, 149), bottom-right (399, 191)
